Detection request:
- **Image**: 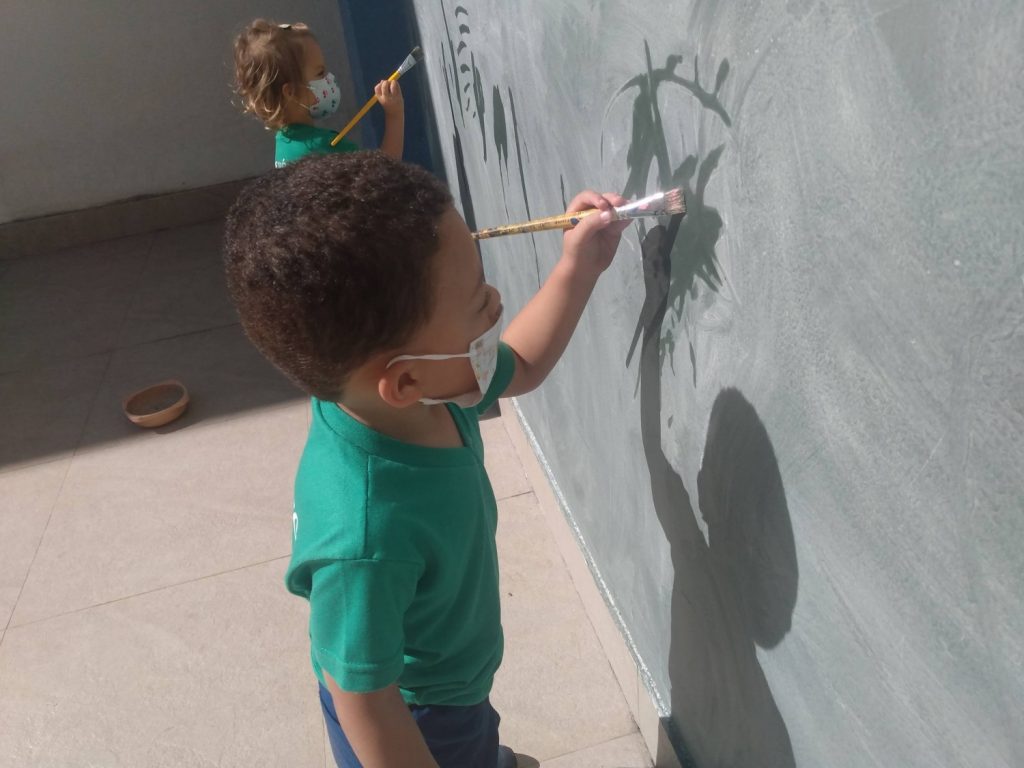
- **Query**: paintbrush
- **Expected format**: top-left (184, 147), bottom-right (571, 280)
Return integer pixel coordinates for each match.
top-left (330, 46), bottom-right (424, 146)
top-left (472, 189), bottom-right (686, 240)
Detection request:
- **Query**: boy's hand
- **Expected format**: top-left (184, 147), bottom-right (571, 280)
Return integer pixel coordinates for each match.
top-left (376, 80), bottom-right (404, 118)
top-left (562, 191), bottom-right (631, 279)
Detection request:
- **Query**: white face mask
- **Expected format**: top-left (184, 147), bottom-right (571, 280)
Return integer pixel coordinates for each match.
top-left (305, 73), bottom-right (340, 119)
top-left (387, 311), bottom-right (503, 408)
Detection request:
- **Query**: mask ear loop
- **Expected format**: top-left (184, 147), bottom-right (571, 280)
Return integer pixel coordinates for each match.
top-left (387, 352), bottom-right (471, 367)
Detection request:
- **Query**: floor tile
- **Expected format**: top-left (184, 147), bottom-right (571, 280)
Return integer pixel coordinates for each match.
top-left (0, 355), bottom-right (109, 472)
top-left (117, 221), bottom-right (238, 348)
top-left (541, 733), bottom-right (653, 767)
top-left (493, 493), bottom-right (636, 761)
top-left (11, 401), bottom-right (307, 627)
top-left (0, 234), bottom-right (151, 372)
top-left (0, 460), bottom-right (70, 630)
top-left (78, 323), bottom-right (303, 450)
top-left (0, 558), bottom-right (323, 768)
top-left (482, 418), bottom-right (531, 500)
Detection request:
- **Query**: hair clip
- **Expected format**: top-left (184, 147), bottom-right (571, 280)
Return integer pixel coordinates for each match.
top-left (278, 23), bottom-right (292, 30)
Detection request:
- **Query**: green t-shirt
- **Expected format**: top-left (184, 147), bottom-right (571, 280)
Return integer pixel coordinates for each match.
top-left (285, 343), bottom-right (517, 706)
top-left (275, 124), bottom-right (359, 167)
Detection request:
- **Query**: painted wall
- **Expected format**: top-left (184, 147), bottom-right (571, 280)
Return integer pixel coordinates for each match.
top-left (411, 2), bottom-right (1024, 766)
top-left (0, 1), bottom-right (355, 224)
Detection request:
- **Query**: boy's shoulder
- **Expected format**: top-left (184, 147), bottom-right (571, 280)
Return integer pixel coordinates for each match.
top-left (293, 399), bottom-right (486, 561)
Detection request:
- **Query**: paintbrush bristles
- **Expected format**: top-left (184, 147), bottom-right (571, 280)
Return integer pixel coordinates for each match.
top-left (410, 46), bottom-right (423, 62)
top-left (614, 188), bottom-right (685, 218)
top-left (471, 188), bottom-right (686, 240)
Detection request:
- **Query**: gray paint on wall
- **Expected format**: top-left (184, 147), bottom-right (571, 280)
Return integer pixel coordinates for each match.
top-left (413, 1), bottom-right (1024, 765)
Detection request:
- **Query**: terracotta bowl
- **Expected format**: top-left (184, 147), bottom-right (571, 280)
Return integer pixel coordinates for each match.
top-left (122, 380), bottom-right (189, 428)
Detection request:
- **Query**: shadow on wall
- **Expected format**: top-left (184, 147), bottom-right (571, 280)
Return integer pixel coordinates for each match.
top-left (617, 42), bottom-right (799, 766)
top-left (638, 223), bottom-right (799, 767)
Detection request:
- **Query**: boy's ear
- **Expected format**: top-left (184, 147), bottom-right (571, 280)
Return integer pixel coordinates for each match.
top-left (377, 361), bottom-right (423, 408)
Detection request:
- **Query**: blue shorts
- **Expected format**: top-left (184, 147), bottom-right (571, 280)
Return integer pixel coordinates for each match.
top-left (319, 683), bottom-right (503, 768)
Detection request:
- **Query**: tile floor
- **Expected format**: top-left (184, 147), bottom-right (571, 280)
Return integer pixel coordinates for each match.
top-left (0, 221), bottom-right (651, 767)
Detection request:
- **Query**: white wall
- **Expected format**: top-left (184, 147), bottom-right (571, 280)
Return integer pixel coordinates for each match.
top-left (0, 0), bottom-right (357, 224)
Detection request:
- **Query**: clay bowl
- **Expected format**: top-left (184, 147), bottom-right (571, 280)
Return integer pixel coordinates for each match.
top-left (122, 380), bottom-right (189, 428)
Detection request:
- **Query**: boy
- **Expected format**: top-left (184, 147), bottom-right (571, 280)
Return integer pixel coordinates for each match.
top-left (223, 151), bottom-right (628, 767)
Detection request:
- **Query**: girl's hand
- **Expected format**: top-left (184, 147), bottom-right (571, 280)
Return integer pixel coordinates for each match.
top-left (376, 80), bottom-right (404, 118)
top-left (561, 191), bottom-right (630, 278)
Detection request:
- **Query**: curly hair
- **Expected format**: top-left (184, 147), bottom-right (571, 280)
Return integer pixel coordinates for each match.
top-left (233, 19), bottom-right (313, 129)
top-left (224, 151), bottom-right (454, 401)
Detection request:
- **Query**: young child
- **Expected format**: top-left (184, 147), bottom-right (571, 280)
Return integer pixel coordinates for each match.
top-left (223, 152), bottom-right (628, 768)
top-left (233, 19), bottom-right (404, 167)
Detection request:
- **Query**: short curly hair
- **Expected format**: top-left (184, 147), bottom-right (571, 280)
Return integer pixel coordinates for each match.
top-left (233, 19), bottom-right (313, 129)
top-left (224, 152), bottom-right (453, 401)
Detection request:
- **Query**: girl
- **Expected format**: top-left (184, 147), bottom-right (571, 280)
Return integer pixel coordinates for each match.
top-left (234, 19), bottom-right (404, 167)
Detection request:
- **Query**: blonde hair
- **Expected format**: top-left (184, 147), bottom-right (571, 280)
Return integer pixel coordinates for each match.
top-left (233, 19), bottom-right (315, 129)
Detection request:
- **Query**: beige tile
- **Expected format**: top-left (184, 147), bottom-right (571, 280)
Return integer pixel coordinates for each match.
top-left (0, 355), bottom-right (110, 472)
top-left (323, 720), bottom-right (333, 768)
top-left (0, 180), bottom-right (250, 260)
top-left (541, 733), bottom-right (653, 767)
top-left (0, 558), bottom-right (324, 767)
top-left (0, 235), bottom-right (151, 372)
top-left (117, 221), bottom-right (238, 348)
top-left (78, 323), bottom-right (303, 450)
top-left (10, 401), bottom-right (307, 626)
top-left (634, 683), bottom-right (683, 768)
top-left (0, 460), bottom-right (70, 629)
top-left (494, 493), bottom-right (636, 762)
top-left (579, 582), bottom-right (640, 721)
top-left (481, 417), bottom-right (531, 500)
top-left (501, 408), bottom-right (640, 717)
top-left (636, 681), bottom-right (661, 765)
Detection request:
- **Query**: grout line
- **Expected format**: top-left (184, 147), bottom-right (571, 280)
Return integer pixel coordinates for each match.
top-left (1, 342), bottom-right (121, 641)
top-left (0, 389), bottom-right (305, 477)
top-left (0, 453), bottom-right (76, 684)
top-left (5, 555), bottom-right (292, 634)
top-left (112, 232), bottom-right (158, 350)
top-left (507, 399), bottom-right (669, 718)
top-left (494, 489), bottom-right (533, 503)
top-left (0, 347), bottom-right (110, 378)
top-left (0, 321), bottom-right (242, 378)
top-left (0, 452), bottom-right (72, 478)
top-left (118, 321), bottom-right (243, 350)
top-left (538, 731), bottom-right (651, 767)
top-left (0, 319), bottom-right (242, 378)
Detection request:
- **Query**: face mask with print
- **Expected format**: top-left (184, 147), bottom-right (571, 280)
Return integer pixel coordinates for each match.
top-left (387, 311), bottom-right (503, 408)
top-left (305, 73), bottom-right (341, 119)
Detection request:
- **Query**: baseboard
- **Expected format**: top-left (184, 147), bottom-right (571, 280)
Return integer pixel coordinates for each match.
top-left (501, 401), bottom-right (683, 768)
top-left (0, 178), bottom-right (255, 259)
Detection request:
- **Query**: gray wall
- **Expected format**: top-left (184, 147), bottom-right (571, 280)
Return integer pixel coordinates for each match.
top-left (412, 2), bottom-right (1024, 766)
top-left (0, 0), bottom-right (356, 224)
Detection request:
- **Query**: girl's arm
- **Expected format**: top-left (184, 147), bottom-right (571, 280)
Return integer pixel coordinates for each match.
top-left (376, 80), bottom-right (405, 160)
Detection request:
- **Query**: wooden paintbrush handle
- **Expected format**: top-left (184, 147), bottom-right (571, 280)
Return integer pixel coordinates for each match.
top-left (331, 96), bottom-right (378, 145)
top-left (330, 67), bottom-right (402, 146)
top-left (472, 208), bottom-right (598, 240)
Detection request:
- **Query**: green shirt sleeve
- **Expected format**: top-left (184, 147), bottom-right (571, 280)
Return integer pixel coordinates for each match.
top-left (475, 341), bottom-right (516, 415)
top-left (308, 558), bottom-right (420, 693)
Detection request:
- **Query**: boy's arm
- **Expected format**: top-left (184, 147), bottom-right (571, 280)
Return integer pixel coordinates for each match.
top-left (327, 675), bottom-right (439, 768)
top-left (501, 191), bottom-right (630, 397)
top-left (376, 80), bottom-right (405, 160)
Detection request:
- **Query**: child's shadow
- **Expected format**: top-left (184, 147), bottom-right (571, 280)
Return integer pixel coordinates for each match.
top-left (635, 223), bottom-right (798, 767)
